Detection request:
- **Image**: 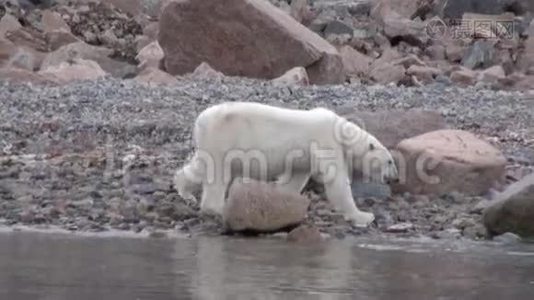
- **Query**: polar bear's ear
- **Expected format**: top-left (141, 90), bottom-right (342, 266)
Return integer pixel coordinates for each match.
top-left (369, 143), bottom-right (375, 151)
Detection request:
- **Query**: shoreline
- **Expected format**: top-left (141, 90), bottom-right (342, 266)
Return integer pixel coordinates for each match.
top-left (0, 77), bottom-right (533, 243)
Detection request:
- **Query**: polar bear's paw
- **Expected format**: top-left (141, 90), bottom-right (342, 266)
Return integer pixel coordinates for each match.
top-left (345, 211), bottom-right (375, 228)
top-left (200, 200), bottom-right (224, 217)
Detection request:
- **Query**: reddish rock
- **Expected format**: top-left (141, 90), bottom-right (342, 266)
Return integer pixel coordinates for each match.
top-left (190, 62), bottom-right (225, 80)
top-left (223, 179), bottom-right (310, 233)
top-left (426, 45), bottom-right (446, 60)
top-left (143, 22), bottom-right (159, 41)
top-left (367, 48), bottom-right (406, 84)
top-left (108, 0), bottom-right (171, 18)
top-left (41, 42), bottom-right (136, 78)
top-left (518, 21), bottom-right (534, 73)
top-left (4, 25), bottom-right (48, 53)
top-left (450, 67), bottom-right (478, 86)
top-left (41, 10), bottom-right (71, 33)
top-left (135, 35), bottom-right (151, 52)
top-left (0, 40), bottom-right (41, 71)
top-left (406, 65), bottom-right (442, 83)
top-left (393, 129), bottom-right (506, 196)
top-left (271, 66), bottom-right (309, 86)
top-left (158, 0), bottom-right (345, 84)
top-left (369, 62), bottom-right (405, 84)
top-left (373, 0), bottom-right (422, 19)
top-left (392, 54), bottom-right (426, 69)
top-left (513, 75), bottom-right (534, 91)
top-left (289, 0), bottom-right (310, 23)
top-left (446, 44), bottom-right (467, 63)
top-left (478, 65), bottom-right (506, 83)
top-left (0, 14), bottom-right (22, 39)
top-left (0, 68), bottom-right (57, 85)
top-left (136, 41), bottom-right (164, 70)
top-left (38, 58), bottom-right (108, 84)
top-left (45, 31), bottom-right (80, 51)
top-left (372, 2), bottom-right (428, 46)
top-left (287, 224), bottom-right (323, 244)
top-left (339, 45), bottom-right (373, 78)
top-left (134, 67), bottom-right (178, 86)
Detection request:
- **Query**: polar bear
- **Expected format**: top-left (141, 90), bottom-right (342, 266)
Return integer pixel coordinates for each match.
top-left (174, 102), bottom-right (398, 227)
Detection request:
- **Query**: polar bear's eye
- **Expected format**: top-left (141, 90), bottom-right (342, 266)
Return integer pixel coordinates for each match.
top-left (388, 160), bottom-right (393, 165)
top-left (369, 143), bottom-right (375, 151)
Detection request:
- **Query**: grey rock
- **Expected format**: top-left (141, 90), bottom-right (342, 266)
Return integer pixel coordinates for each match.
top-left (483, 172), bottom-right (534, 238)
top-left (324, 20), bottom-right (353, 36)
top-left (493, 232), bottom-right (522, 244)
top-left (439, 0), bottom-right (534, 20)
top-left (461, 40), bottom-right (496, 70)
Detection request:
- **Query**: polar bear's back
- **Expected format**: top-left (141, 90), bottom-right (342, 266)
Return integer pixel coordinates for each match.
top-left (194, 102), bottom-right (338, 150)
top-left (197, 102), bottom-right (334, 126)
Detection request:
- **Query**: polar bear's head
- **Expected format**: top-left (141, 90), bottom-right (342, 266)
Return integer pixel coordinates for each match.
top-left (341, 123), bottom-right (399, 185)
top-left (358, 136), bottom-right (399, 184)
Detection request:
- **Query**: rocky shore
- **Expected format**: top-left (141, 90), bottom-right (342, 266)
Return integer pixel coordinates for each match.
top-left (1, 0), bottom-right (534, 242)
top-left (0, 77), bottom-right (532, 241)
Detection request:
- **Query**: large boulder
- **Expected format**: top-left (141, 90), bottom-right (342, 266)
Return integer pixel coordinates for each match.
top-left (158, 0), bottom-right (345, 84)
top-left (393, 129), bottom-right (506, 196)
top-left (337, 108), bottom-right (448, 199)
top-left (483, 173), bottom-right (534, 238)
top-left (223, 179), bottom-right (310, 233)
top-left (517, 20), bottom-right (534, 73)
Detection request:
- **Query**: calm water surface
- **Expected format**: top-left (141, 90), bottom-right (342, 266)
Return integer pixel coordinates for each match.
top-left (0, 231), bottom-right (533, 300)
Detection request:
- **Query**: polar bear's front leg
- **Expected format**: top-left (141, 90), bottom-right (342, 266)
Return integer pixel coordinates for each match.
top-left (200, 182), bottom-right (227, 216)
top-left (323, 172), bottom-right (375, 228)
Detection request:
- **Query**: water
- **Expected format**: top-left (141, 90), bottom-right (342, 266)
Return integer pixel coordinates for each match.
top-left (0, 231), bottom-right (533, 300)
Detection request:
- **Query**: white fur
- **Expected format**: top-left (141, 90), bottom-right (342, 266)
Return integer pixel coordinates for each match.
top-left (174, 102), bottom-right (398, 227)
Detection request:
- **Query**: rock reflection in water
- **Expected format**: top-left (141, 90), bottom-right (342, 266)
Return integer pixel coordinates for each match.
top-left (0, 232), bottom-right (533, 300)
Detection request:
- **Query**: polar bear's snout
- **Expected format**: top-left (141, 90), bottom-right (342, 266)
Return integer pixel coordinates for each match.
top-left (360, 145), bottom-right (399, 185)
top-left (383, 159), bottom-right (399, 184)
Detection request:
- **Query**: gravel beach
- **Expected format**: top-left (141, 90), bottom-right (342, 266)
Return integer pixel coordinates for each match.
top-left (0, 76), bottom-right (533, 240)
